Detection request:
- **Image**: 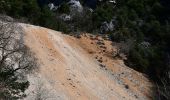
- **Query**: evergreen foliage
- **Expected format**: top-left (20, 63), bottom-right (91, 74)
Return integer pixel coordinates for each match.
top-left (0, 0), bottom-right (170, 99)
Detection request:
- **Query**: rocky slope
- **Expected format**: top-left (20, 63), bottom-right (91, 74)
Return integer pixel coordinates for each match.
top-left (20, 24), bottom-right (153, 100)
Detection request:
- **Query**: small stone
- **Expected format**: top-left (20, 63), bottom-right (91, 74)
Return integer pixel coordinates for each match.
top-left (67, 78), bottom-right (71, 80)
top-left (125, 85), bottom-right (129, 89)
top-left (134, 95), bottom-right (138, 98)
top-left (97, 59), bottom-right (103, 63)
top-left (99, 64), bottom-right (106, 68)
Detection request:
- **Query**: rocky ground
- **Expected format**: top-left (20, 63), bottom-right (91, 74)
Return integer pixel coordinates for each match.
top-left (21, 24), bottom-right (153, 100)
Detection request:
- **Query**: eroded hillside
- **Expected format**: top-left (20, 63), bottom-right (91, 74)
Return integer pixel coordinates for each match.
top-left (21, 24), bottom-right (153, 100)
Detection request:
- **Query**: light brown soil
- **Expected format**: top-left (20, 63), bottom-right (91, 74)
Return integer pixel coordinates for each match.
top-left (21, 24), bottom-right (153, 100)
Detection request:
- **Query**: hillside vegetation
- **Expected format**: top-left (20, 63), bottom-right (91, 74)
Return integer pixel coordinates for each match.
top-left (0, 0), bottom-right (170, 99)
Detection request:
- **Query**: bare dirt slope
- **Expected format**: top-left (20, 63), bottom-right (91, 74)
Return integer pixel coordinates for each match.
top-left (21, 24), bottom-right (153, 100)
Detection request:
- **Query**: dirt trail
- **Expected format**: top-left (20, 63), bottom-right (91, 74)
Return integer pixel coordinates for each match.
top-left (21, 24), bottom-right (153, 100)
